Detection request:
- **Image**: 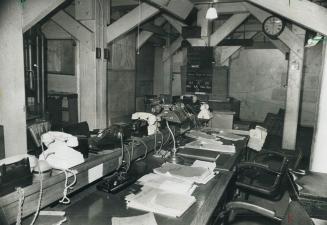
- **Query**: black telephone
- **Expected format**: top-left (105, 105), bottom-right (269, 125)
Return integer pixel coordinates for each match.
top-left (89, 123), bottom-right (132, 150)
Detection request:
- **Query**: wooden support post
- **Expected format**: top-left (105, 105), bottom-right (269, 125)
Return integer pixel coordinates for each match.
top-left (78, 45), bottom-right (97, 129)
top-left (282, 25), bottom-right (305, 150)
top-left (22, 0), bottom-right (66, 32)
top-left (52, 7), bottom-right (98, 129)
top-left (310, 40), bottom-right (327, 173)
top-left (245, 3), bottom-right (305, 149)
top-left (95, 0), bottom-right (109, 128)
top-left (0, 0), bottom-right (27, 156)
top-left (210, 13), bottom-right (250, 47)
top-left (246, 0), bottom-right (327, 36)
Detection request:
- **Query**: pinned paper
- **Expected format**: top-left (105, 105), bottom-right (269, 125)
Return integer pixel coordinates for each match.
top-left (88, 164), bottom-right (103, 183)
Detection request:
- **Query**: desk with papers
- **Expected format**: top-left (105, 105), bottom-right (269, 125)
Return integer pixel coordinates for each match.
top-left (35, 157), bottom-right (240, 225)
top-left (23, 129), bottom-right (248, 225)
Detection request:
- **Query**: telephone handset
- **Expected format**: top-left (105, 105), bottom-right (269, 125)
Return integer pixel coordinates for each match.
top-left (39, 132), bottom-right (84, 170)
top-left (89, 123), bottom-right (131, 149)
top-left (39, 131), bottom-right (84, 204)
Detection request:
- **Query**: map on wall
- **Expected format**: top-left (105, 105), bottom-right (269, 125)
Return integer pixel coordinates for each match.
top-left (47, 39), bottom-right (75, 75)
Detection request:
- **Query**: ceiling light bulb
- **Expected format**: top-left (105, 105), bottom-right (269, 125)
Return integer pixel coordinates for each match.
top-left (206, 6), bottom-right (218, 20)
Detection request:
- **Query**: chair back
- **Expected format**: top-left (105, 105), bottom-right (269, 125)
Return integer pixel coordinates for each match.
top-left (0, 206), bottom-right (9, 225)
top-left (28, 121), bottom-right (51, 148)
top-left (281, 201), bottom-right (314, 225)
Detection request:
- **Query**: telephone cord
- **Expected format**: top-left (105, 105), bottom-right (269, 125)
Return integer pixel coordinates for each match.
top-left (16, 188), bottom-right (24, 225)
top-left (15, 163), bottom-right (44, 225)
top-left (59, 169), bottom-right (77, 205)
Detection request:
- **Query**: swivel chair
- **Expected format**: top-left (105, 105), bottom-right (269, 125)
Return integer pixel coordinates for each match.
top-left (235, 150), bottom-right (290, 201)
top-left (217, 200), bottom-right (313, 225)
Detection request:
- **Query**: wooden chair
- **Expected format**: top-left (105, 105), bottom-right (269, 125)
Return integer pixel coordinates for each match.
top-left (27, 120), bottom-right (51, 154)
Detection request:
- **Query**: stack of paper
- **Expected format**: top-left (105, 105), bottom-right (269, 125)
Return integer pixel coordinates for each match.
top-left (183, 140), bottom-right (235, 154)
top-left (137, 173), bottom-right (197, 195)
top-left (217, 131), bottom-right (245, 141)
top-left (112, 212), bottom-right (158, 225)
top-left (153, 162), bottom-right (215, 184)
top-left (185, 130), bottom-right (217, 140)
top-left (126, 186), bottom-right (196, 218)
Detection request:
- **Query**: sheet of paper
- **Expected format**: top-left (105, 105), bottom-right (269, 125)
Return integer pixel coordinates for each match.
top-left (112, 212), bottom-right (158, 225)
top-left (126, 186), bottom-right (196, 217)
top-left (192, 160), bottom-right (216, 171)
top-left (138, 173), bottom-right (196, 195)
top-left (88, 163), bottom-right (103, 183)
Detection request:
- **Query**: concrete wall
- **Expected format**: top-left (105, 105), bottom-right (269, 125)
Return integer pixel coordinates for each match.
top-left (229, 44), bottom-right (323, 126)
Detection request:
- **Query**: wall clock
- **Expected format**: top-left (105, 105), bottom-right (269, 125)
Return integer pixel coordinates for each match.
top-left (262, 16), bottom-right (285, 39)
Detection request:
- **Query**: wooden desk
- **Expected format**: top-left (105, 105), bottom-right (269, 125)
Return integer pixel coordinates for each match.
top-left (13, 129), bottom-right (246, 225)
top-left (31, 156), bottom-right (234, 225)
top-left (0, 150), bottom-right (121, 224)
top-left (1, 131), bottom-right (172, 225)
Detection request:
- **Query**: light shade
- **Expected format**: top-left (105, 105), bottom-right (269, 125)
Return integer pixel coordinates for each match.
top-left (206, 6), bottom-right (218, 20)
top-left (305, 34), bottom-right (323, 48)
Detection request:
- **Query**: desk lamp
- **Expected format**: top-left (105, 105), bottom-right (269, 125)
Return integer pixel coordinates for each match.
top-left (165, 120), bottom-right (184, 164)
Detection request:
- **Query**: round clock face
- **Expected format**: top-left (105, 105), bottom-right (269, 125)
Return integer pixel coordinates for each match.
top-left (262, 16), bottom-right (285, 39)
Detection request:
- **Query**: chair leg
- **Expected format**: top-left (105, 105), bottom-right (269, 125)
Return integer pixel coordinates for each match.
top-left (227, 209), bottom-right (236, 223)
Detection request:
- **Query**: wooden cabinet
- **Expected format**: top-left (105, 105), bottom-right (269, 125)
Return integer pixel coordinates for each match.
top-left (181, 66), bottom-right (229, 99)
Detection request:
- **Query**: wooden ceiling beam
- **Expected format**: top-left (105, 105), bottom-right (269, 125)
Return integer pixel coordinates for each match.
top-left (246, 0), bottom-right (327, 36)
top-left (141, 23), bottom-right (169, 36)
top-left (218, 31), bottom-right (258, 64)
top-left (112, 0), bottom-right (139, 7)
top-left (51, 10), bottom-right (94, 50)
top-left (244, 3), bottom-right (303, 55)
top-left (213, 2), bottom-right (248, 14)
top-left (143, 0), bottom-right (194, 21)
top-left (107, 3), bottom-right (160, 43)
top-left (163, 15), bottom-right (187, 34)
top-left (162, 36), bottom-right (184, 61)
top-left (137, 17), bottom-right (166, 49)
top-left (210, 13), bottom-right (250, 46)
top-left (108, 0), bottom-right (193, 44)
top-left (23, 0), bottom-right (66, 32)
